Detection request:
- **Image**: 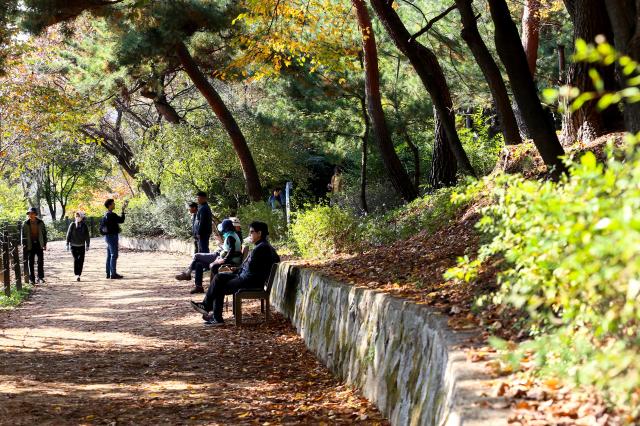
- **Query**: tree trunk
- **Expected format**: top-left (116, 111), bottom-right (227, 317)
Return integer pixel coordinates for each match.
top-left (605, 1), bottom-right (640, 133)
top-left (369, 0), bottom-right (476, 177)
top-left (359, 96), bottom-right (370, 214)
top-left (140, 83), bottom-right (183, 124)
top-left (487, 0), bottom-right (566, 175)
top-left (429, 107), bottom-right (457, 188)
top-left (456, 0), bottom-right (522, 145)
top-left (175, 42), bottom-right (263, 201)
top-left (351, 0), bottom-right (417, 202)
top-left (561, 0), bottom-right (624, 144)
top-left (521, 0), bottom-right (541, 77)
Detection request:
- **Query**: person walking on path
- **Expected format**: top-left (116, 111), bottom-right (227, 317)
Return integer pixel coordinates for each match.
top-left (101, 198), bottom-right (128, 279)
top-left (188, 201), bottom-right (199, 254)
top-left (21, 207), bottom-right (47, 284)
top-left (194, 191), bottom-right (212, 254)
top-left (66, 211), bottom-right (91, 282)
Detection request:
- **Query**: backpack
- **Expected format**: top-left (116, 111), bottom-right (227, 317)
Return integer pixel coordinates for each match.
top-left (99, 214), bottom-right (109, 235)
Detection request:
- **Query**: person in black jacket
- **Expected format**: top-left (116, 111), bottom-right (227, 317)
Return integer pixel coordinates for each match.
top-left (194, 191), bottom-right (212, 253)
top-left (102, 198), bottom-right (127, 279)
top-left (190, 221), bottom-right (280, 326)
top-left (66, 211), bottom-right (91, 281)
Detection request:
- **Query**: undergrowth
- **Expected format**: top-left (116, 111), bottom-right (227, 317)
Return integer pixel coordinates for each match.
top-left (0, 283), bottom-right (33, 308)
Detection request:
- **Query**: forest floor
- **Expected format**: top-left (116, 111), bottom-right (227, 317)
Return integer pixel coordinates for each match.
top-left (0, 240), bottom-right (386, 425)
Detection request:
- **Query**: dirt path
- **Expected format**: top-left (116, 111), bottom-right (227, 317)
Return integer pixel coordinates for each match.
top-left (0, 240), bottom-right (385, 425)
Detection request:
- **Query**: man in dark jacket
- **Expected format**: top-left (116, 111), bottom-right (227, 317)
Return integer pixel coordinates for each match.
top-left (194, 191), bottom-right (212, 253)
top-left (190, 221), bottom-right (279, 326)
top-left (21, 207), bottom-right (47, 284)
top-left (188, 201), bottom-right (198, 253)
top-left (102, 198), bottom-right (127, 279)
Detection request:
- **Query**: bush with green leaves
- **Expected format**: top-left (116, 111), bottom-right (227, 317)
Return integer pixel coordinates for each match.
top-left (121, 195), bottom-right (192, 239)
top-left (447, 135), bottom-right (640, 412)
top-left (291, 204), bottom-right (360, 258)
top-left (236, 201), bottom-right (287, 241)
top-left (361, 183), bottom-right (470, 247)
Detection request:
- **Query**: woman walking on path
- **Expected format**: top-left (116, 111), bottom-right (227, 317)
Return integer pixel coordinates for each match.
top-left (66, 211), bottom-right (91, 281)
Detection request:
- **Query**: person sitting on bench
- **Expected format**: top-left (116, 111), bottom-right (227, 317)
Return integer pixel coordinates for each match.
top-left (190, 221), bottom-right (280, 326)
top-left (176, 219), bottom-right (242, 294)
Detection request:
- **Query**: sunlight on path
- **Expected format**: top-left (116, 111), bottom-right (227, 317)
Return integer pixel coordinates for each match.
top-left (0, 240), bottom-right (384, 425)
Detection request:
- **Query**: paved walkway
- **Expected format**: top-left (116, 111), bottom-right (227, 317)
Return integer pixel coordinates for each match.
top-left (0, 240), bottom-right (385, 425)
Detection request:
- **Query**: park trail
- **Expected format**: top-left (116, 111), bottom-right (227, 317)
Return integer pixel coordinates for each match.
top-left (0, 239), bottom-right (386, 425)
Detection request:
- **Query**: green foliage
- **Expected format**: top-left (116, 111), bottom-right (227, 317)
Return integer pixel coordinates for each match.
top-left (447, 134), bottom-right (640, 411)
top-left (291, 204), bottom-right (360, 259)
top-left (361, 184), bottom-right (468, 247)
top-left (236, 201), bottom-right (286, 241)
top-left (0, 282), bottom-right (32, 308)
top-left (121, 195), bottom-right (192, 239)
top-left (458, 113), bottom-right (505, 176)
top-left (0, 180), bottom-right (26, 221)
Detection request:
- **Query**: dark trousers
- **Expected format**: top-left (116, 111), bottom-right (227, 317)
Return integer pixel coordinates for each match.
top-left (27, 241), bottom-right (44, 282)
top-left (71, 246), bottom-right (86, 276)
top-left (197, 235), bottom-right (210, 254)
top-left (203, 273), bottom-right (251, 321)
top-left (193, 239), bottom-right (198, 254)
top-left (190, 252), bottom-right (219, 287)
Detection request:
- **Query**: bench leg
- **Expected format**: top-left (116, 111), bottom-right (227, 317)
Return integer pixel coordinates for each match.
top-left (235, 297), bottom-right (242, 326)
top-left (265, 299), bottom-right (270, 322)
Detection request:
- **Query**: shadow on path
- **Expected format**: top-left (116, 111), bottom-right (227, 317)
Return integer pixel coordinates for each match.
top-left (0, 240), bottom-right (385, 425)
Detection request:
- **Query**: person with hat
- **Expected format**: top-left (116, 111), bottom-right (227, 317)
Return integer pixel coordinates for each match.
top-left (194, 191), bottom-right (212, 253)
top-left (21, 207), bottom-right (48, 284)
top-left (176, 218), bottom-right (243, 294)
top-left (66, 211), bottom-right (91, 281)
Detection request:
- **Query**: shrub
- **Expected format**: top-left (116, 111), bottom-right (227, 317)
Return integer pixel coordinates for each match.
top-left (447, 135), bottom-right (640, 412)
top-left (236, 201), bottom-right (287, 241)
top-left (121, 195), bottom-right (192, 239)
top-left (291, 204), bottom-right (360, 258)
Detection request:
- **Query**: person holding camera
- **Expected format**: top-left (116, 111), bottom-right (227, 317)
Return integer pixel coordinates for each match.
top-left (100, 198), bottom-right (128, 279)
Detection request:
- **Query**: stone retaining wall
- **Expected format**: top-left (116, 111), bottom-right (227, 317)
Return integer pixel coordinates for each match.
top-left (119, 236), bottom-right (194, 255)
top-left (270, 262), bottom-right (506, 426)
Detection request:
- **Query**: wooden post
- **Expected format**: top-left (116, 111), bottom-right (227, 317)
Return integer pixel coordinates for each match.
top-left (2, 226), bottom-right (10, 297)
top-left (558, 44), bottom-right (566, 84)
top-left (10, 225), bottom-right (22, 291)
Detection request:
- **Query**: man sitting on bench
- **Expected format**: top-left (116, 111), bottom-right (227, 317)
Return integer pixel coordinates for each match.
top-left (190, 221), bottom-right (280, 326)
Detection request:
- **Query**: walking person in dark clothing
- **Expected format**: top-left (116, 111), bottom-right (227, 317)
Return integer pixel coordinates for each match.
top-left (101, 198), bottom-right (128, 279)
top-left (190, 221), bottom-right (280, 326)
top-left (66, 211), bottom-right (91, 281)
top-left (21, 207), bottom-right (47, 284)
top-left (188, 201), bottom-right (199, 254)
top-left (194, 191), bottom-right (212, 253)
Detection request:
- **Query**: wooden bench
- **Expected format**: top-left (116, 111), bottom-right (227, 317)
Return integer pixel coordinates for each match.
top-left (233, 262), bottom-right (279, 326)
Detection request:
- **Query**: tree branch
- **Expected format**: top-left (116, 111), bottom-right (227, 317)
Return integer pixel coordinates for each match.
top-left (409, 4), bottom-right (457, 42)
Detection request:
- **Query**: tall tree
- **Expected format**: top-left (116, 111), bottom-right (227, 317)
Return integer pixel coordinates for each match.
top-left (605, 1), bottom-right (640, 133)
top-left (352, 0), bottom-right (417, 201)
top-left (487, 0), bottom-right (566, 174)
top-left (455, 0), bottom-right (522, 145)
top-left (521, 0), bottom-right (542, 77)
top-left (18, 0), bottom-right (264, 201)
top-left (562, 0), bottom-right (624, 143)
top-left (369, 0), bottom-right (476, 182)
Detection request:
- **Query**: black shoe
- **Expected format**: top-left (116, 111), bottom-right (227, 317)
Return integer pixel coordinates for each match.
top-left (204, 317), bottom-right (224, 326)
top-left (37, 278), bottom-right (45, 284)
top-left (189, 286), bottom-right (204, 294)
top-left (106, 274), bottom-right (111, 279)
top-left (111, 274), bottom-right (124, 279)
top-left (190, 301), bottom-right (208, 315)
